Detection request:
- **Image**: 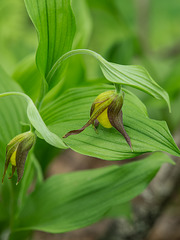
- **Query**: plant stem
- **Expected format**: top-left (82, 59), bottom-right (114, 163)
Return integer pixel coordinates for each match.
top-left (46, 49), bottom-right (102, 86)
top-left (114, 83), bottom-right (121, 95)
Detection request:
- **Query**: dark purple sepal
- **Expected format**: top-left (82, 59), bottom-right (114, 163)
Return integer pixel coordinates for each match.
top-left (90, 102), bottom-right (99, 131)
top-left (108, 96), bottom-right (133, 151)
top-left (63, 98), bottom-right (112, 138)
top-left (16, 134), bottom-right (35, 184)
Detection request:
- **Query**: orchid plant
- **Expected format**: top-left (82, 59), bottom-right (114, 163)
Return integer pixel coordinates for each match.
top-left (0, 0), bottom-right (179, 239)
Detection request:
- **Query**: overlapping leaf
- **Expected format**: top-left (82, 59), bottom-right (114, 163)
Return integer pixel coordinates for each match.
top-left (0, 66), bottom-right (28, 223)
top-left (14, 153), bottom-right (173, 233)
top-left (47, 49), bottom-right (171, 110)
top-left (41, 85), bottom-right (180, 160)
top-left (0, 69), bottom-right (67, 150)
top-left (0, 91), bottom-right (67, 150)
top-left (0, 67), bottom-right (28, 179)
top-left (24, 0), bottom-right (75, 78)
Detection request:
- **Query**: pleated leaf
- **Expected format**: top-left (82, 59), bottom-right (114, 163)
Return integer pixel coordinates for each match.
top-left (0, 75), bottom-right (67, 150)
top-left (100, 61), bottom-right (170, 111)
top-left (26, 98), bottom-right (67, 149)
top-left (0, 67), bottom-right (28, 179)
top-left (40, 86), bottom-right (180, 160)
top-left (0, 66), bottom-right (28, 222)
top-left (47, 49), bottom-right (171, 110)
top-left (24, 0), bottom-right (75, 78)
top-left (14, 153), bottom-right (173, 233)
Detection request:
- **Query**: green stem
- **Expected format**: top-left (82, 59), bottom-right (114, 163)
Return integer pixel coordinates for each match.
top-left (114, 83), bottom-right (121, 95)
top-left (46, 49), bottom-right (102, 86)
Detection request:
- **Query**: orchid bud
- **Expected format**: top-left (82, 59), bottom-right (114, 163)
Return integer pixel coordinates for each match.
top-left (63, 90), bottom-right (132, 150)
top-left (2, 131), bottom-right (36, 184)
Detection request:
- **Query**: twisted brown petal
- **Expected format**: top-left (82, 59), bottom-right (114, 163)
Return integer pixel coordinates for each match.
top-left (63, 98), bottom-right (113, 138)
top-left (108, 97), bottom-right (132, 150)
top-left (16, 135), bottom-right (35, 184)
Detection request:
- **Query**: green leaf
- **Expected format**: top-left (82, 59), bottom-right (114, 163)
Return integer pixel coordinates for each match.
top-left (24, 0), bottom-right (76, 79)
top-left (47, 49), bottom-right (171, 110)
top-left (0, 66), bottom-right (28, 224)
top-left (14, 153), bottom-right (173, 233)
top-left (27, 97), bottom-right (67, 149)
top-left (0, 66), bottom-right (28, 179)
top-left (105, 202), bottom-right (132, 220)
top-left (0, 91), bottom-right (67, 149)
top-left (41, 85), bottom-right (180, 160)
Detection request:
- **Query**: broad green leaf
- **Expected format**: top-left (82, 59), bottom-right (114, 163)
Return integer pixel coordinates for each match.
top-left (41, 86), bottom-right (180, 160)
top-left (47, 49), bottom-right (171, 110)
top-left (0, 91), bottom-right (67, 149)
top-left (12, 55), bottom-right (42, 102)
top-left (0, 66), bottom-right (28, 225)
top-left (27, 96), bottom-right (67, 149)
top-left (0, 66), bottom-right (28, 179)
top-left (8, 230), bottom-right (32, 240)
top-left (105, 202), bottom-right (132, 220)
top-left (14, 153), bottom-right (173, 233)
top-left (24, 0), bottom-right (76, 78)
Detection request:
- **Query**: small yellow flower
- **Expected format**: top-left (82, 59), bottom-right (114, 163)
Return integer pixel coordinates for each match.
top-left (63, 90), bottom-right (132, 150)
top-left (2, 131), bottom-right (36, 184)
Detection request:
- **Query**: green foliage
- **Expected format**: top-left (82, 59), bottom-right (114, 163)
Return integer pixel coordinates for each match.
top-left (24, 0), bottom-right (75, 79)
top-left (0, 66), bottom-right (27, 179)
top-left (47, 49), bottom-right (171, 110)
top-left (41, 86), bottom-right (179, 160)
top-left (0, 0), bottom-right (180, 238)
top-left (13, 153), bottom-right (173, 233)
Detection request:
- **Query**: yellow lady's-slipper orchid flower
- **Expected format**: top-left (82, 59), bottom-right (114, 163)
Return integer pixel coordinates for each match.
top-left (63, 90), bottom-right (132, 150)
top-left (2, 131), bottom-right (36, 184)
